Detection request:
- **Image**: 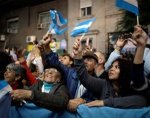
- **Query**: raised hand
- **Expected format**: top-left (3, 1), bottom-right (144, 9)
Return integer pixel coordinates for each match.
top-left (132, 26), bottom-right (148, 47)
top-left (115, 35), bottom-right (128, 51)
top-left (72, 38), bottom-right (82, 59)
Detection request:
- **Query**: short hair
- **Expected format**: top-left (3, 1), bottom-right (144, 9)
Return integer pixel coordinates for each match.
top-left (6, 63), bottom-right (27, 80)
top-left (62, 53), bottom-right (74, 66)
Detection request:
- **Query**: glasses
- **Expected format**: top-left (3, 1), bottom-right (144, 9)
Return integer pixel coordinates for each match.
top-left (44, 68), bottom-right (58, 73)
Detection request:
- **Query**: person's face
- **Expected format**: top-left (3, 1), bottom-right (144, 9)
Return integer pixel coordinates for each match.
top-left (4, 69), bottom-right (16, 84)
top-left (60, 56), bottom-right (72, 67)
top-left (108, 61), bottom-right (120, 80)
top-left (84, 58), bottom-right (97, 73)
top-left (95, 52), bottom-right (105, 64)
top-left (43, 68), bottom-right (61, 83)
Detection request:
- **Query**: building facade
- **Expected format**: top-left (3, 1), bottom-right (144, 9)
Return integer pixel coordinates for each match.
top-left (0, 0), bottom-right (122, 54)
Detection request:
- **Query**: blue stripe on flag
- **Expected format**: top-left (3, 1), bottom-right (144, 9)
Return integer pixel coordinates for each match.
top-left (116, 0), bottom-right (139, 15)
top-left (0, 80), bottom-right (9, 89)
top-left (71, 18), bottom-right (96, 37)
top-left (50, 10), bottom-right (67, 26)
top-left (49, 23), bottom-right (67, 35)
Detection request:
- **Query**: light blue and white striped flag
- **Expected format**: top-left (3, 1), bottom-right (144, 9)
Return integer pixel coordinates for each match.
top-left (0, 80), bottom-right (12, 99)
top-left (71, 18), bottom-right (96, 37)
top-left (48, 23), bottom-right (67, 35)
top-left (49, 10), bottom-right (68, 35)
top-left (50, 10), bottom-right (67, 26)
top-left (116, 0), bottom-right (139, 15)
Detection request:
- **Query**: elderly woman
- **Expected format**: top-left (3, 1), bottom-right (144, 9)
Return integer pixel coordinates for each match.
top-left (10, 65), bottom-right (70, 111)
top-left (4, 63), bottom-right (27, 90)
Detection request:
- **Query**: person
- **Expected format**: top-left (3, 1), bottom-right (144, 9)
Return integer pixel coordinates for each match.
top-left (4, 63), bottom-right (27, 90)
top-left (94, 51), bottom-right (108, 78)
top-left (10, 65), bottom-right (70, 111)
top-left (0, 51), bottom-right (13, 80)
top-left (38, 33), bottom-right (78, 99)
top-left (60, 53), bottom-right (74, 67)
top-left (26, 46), bottom-right (44, 74)
top-left (68, 34), bottom-right (147, 112)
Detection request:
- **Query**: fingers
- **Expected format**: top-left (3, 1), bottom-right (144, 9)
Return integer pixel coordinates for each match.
top-left (84, 102), bottom-right (94, 107)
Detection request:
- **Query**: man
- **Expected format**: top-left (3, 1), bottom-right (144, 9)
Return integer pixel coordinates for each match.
top-left (75, 51), bottom-right (98, 98)
top-left (94, 51), bottom-right (108, 79)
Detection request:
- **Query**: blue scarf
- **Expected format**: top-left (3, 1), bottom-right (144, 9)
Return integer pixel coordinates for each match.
top-left (42, 82), bottom-right (53, 93)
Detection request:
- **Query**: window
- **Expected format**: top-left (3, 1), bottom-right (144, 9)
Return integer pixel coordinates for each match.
top-left (38, 11), bottom-right (50, 29)
top-left (80, 0), bottom-right (92, 17)
top-left (7, 17), bottom-right (19, 34)
top-left (81, 37), bottom-right (93, 50)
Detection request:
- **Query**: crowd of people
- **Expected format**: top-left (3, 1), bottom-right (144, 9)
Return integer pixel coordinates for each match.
top-left (0, 25), bottom-right (150, 115)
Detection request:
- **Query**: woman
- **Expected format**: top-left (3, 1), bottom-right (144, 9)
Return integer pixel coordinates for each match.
top-left (68, 27), bottom-right (147, 111)
top-left (4, 63), bottom-right (27, 90)
top-left (10, 65), bottom-right (70, 111)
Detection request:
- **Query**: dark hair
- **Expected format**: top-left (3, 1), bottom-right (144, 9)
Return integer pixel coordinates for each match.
top-left (112, 58), bottom-right (132, 96)
top-left (0, 51), bottom-right (13, 80)
top-left (29, 63), bottom-right (37, 72)
top-left (62, 53), bottom-right (74, 66)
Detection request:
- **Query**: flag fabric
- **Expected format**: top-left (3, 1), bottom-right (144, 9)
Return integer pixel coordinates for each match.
top-left (50, 10), bottom-right (67, 26)
top-left (0, 80), bottom-right (12, 99)
top-left (71, 18), bottom-right (96, 37)
top-left (49, 10), bottom-right (68, 35)
top-left (116, 0), bottom-right (139, 15)
top-left (48, 23), bottom-right (67, 35)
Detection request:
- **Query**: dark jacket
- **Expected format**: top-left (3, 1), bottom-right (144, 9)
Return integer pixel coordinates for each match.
top-left (45, 51), bottom-right (78, 98)
top-left (29, 80), bottom-right (70, 112)
top-left (74, 59), bottom-right (147, 108)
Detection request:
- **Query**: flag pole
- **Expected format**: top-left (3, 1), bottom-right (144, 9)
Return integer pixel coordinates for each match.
top-left (80, 33), bottom-right (86, 41)
top-left (137, 15), bottom-right (140, 25)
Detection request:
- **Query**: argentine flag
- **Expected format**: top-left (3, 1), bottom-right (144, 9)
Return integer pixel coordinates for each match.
top-left (48, 23), bottom-right (67, 35)
top-left (71, 18), bottom-right (96, 37)
top-left (0, 80), bottom-right (12, 99)
top-left (116, 0), bottom-right (139, 16)
top-left (116, 0), bottom-right (139, 15)
top-left (49, 10), bottom-right (67, 35)
top-left (50, 10), bottom-right (67, 26)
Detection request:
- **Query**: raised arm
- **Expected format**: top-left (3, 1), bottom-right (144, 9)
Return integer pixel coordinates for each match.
top-left (105, 36), bottom-right (127, 71)
top-left (73, 38), bottom-right (109, 97)
top-left (132, 26), bottom-right (148, 88)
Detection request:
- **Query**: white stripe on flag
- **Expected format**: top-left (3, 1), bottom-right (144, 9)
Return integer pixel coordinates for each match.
top-left (73, 22), bottom-right (92, 31)
top-left (124, 0), bottom-right (138, 7)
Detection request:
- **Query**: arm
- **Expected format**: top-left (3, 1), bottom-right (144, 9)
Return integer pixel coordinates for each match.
top-left (105, 37), bottom-right (127, 71)
top-left (40, 34), bottom-right (78, 98)
top-left (17, 49), bottom-right (37, 86)
top-left (85, 95), bottom-right (146, 108)
top-left (11, 84), bottom-right (70, 111)
top-left (73, 38), bottom-right (108, 98)
top-left (132, 26), bottom-right (148, 88)
top-left (103, 95), bottom-right (146, 108)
